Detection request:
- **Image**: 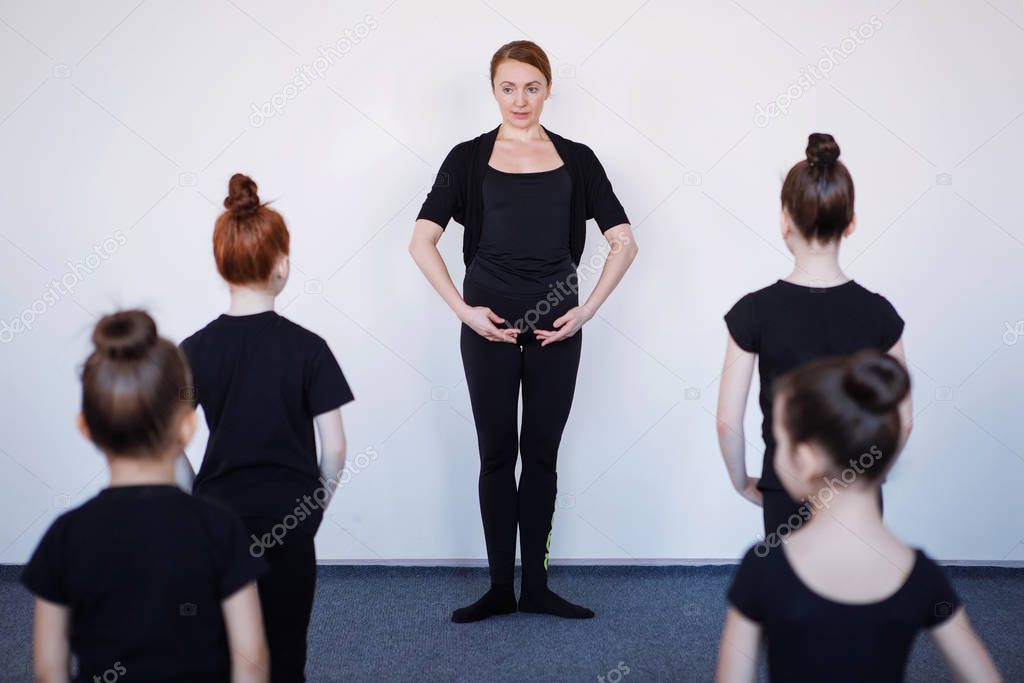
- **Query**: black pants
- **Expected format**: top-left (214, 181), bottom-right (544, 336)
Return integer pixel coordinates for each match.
top-left (762, 488), bottom-right (885, 539)
top-left (244, 517), bottom-right (316, 683)
top-left (460, 276), bottom-right (582, 588)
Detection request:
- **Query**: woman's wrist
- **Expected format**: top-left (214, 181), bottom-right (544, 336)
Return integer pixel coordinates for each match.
top-left (453, 299), bottom-right (472, 321)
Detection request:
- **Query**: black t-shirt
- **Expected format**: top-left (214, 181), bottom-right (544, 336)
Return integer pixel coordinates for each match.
top-left (724, 279), bottom-right (904, 490)
top-left (180, 311), bottom-right (354, 534)
top-left (20, 485), bottom-right (266, 683)
top-left (727, 544), bottom-right (961, 682)
top-left (468, 164), bottom-right (575, 296)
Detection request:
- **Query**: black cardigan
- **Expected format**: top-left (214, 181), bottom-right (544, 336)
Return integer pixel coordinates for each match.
top-left (416, 125), bottom-right (629, 267)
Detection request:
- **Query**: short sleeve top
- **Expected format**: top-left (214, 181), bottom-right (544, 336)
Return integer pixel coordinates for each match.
top-left (180, 310), bottom-right (354, 532)
top-left (727, 543), bottom-right (961, 682)
top-left (21, 485), bottom-right (266, 682)
top-left (723, 279), bottom-right (904, 489)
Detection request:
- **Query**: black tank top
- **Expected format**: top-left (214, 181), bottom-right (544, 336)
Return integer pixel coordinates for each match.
top-left (467, 164), bottom-right (575, 297)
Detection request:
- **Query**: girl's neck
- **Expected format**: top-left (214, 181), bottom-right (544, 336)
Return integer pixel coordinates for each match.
top-left (106, 453), bottom-right (177, 487)
top-left (785, 243), bottom-right (848, 287)
top-left (801, 484), bottom-right (885, 534)
top-left (227, 285), bottom-right (276, 316)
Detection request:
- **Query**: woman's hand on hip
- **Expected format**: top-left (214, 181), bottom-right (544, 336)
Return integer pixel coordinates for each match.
top-left (534, 305), bottom-right (593, 346)
top-left (461, 305), bottom-right (519, 343)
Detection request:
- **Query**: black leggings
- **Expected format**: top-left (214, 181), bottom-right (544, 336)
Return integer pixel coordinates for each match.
top-left (244, 517), bottom-right (316, 682)
top-left (460, 276), bottom-right (582, 588)
top-left (762, 488), bottom-right (884, 539)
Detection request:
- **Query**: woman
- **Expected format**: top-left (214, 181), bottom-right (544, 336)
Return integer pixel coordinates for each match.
top-left (409, 40), bottom-right (634, 622)
top-left (409, 40), bottom-right (638, 623)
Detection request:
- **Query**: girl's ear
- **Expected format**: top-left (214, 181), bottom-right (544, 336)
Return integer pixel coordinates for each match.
top-left (843, 214), bottom-right (857, 239)
top-left (76, 412), bottom-right (91, 441)
top-left (794, 442), bottom-right (829, 489)
top-left (780, 210), bottom-right (791, 240)
top-left (177, 407), bottom-right (197, 447)
top-left (274, 254), bottom-right (289, 284)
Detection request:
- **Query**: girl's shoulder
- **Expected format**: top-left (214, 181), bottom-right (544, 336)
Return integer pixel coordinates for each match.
top-left (908, 547), bottom-right (956, 588)
top-left (732, 280), bottom-right (789, 304)
top-left (724, 281), bottom-right (785, 324)
top-left (178, 317), bottom-right (218, 350)
top-left (272, 313), bottom-right (330, 348)
top-left (726, 543), bottom-right (787, 621)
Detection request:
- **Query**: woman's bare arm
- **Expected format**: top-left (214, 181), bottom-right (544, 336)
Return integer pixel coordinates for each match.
top-left (408, 219), bottom-right (517, 343)
top-left (580, 223), bottom-right (637, 316)
top-left (535, 223), bottom-right (638, 346)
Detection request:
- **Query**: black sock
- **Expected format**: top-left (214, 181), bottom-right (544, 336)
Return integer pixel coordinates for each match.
top-left (451, 583), bottom-right (517, 623)
top-left (518, 585), bottom-right (594, 619)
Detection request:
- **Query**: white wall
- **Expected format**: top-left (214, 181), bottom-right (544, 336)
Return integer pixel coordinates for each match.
top-left (1, 0), bottom-right (1022, 564)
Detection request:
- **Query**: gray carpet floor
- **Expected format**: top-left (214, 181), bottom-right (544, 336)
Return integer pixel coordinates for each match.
top-left (1, 564), bottom-right (1021, 681)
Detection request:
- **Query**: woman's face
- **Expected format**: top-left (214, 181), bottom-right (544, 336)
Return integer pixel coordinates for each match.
top-left (492, 59), bottom-right (549, 130)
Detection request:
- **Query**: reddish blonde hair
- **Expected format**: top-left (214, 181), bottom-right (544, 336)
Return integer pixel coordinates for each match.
top-left (213, 173), bottom-right (290, 285)
top-left (490, 40), bottom-right (552, 85)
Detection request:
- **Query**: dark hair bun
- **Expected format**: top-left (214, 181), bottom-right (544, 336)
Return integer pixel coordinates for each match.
top-left (806, 132), bottom-right (840, 168)
top-left (843, 351), bottom-right (909, 413)
top-left (224, 173), bottom-right (261, 216)
top-left (92, 309), bottom-right (158, 360)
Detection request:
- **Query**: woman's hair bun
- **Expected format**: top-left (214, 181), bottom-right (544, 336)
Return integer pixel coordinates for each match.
top-left (92, 309), bottom-right (158, 360)
top-left (224, 173), bottom-right (261, 216)
top-left (842, 350), bottom-right (909, 413)
top-left (806, 132), bottom-right (840, 168)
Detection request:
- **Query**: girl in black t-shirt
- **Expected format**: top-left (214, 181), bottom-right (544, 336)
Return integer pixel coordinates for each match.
top-left (179, 173), bottom-right (355, 682)
top-left (22, 310), bottom-right (269, 683)
top-left (717, 133), bottom-right (913, 536)
top-left (715, 351), bottom-right (1000, 682)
